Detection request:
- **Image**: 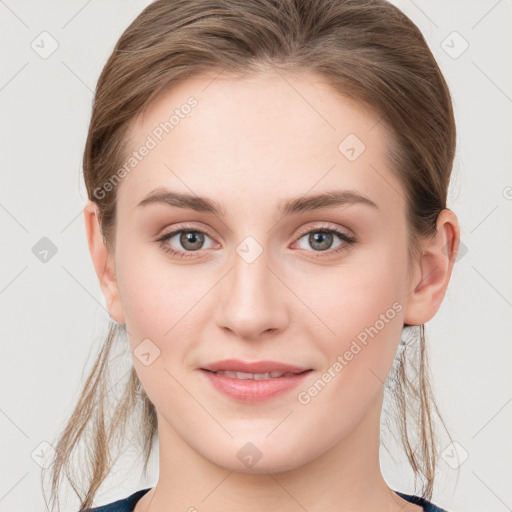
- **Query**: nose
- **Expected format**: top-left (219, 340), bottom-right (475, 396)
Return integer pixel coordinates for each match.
top-left (214, 246), bottom-right (289, 341)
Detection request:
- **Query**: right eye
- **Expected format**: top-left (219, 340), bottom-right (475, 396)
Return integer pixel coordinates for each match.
top-left (156, 225), bottom-right (216, 258)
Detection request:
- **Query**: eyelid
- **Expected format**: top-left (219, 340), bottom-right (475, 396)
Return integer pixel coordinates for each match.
top-left (157, 222), bottom-right (217, 241)
top-left (293, 221), bottom-right (353, 240)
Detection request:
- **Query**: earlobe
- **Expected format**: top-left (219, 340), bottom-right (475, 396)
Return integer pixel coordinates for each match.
top-left (83, 200), bottom-right (125, 324)
top-left (403, 209), bottom-right (460, 326)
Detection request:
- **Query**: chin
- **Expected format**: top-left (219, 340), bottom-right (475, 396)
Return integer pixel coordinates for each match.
top-left (202, 436), bottom-right (312, 475)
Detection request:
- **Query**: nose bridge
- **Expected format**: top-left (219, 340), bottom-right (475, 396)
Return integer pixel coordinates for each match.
top-left (216, 235), bottom-right (288, 339)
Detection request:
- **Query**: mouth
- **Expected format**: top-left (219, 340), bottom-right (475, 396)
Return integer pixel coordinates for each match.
top-left (200, 358), bottom-right (310, 374)
top-left (202, 370), bottom-right (306, 380)
top-left (199, 359), bottom-right (313, 402)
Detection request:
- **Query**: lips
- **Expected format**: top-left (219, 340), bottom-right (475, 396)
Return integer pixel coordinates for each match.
top-left (199, 359), bottom-right (313, 402)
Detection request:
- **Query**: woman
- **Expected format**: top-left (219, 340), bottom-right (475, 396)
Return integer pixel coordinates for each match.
top-left (43, 0), bottom-right (460, 511)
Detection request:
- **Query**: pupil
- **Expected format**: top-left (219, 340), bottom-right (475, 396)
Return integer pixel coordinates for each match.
top-left (310, 232), bottom-right (332, 251)
top-left (181, 231), bottom-right (204, 250)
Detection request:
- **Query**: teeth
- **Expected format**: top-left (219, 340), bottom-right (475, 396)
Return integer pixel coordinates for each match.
top-left (213, 370), bottom-right (295, 379)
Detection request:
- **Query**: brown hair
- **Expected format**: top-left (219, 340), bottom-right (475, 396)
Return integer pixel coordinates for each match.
top-left (42, 0), bottom-right (457, 510)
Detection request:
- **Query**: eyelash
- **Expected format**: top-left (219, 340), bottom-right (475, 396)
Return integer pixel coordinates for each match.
top-left (155, 223), bottom-right (357, 260)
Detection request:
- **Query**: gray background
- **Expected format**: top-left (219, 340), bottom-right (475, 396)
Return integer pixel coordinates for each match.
top-left (1, 1), bottom-right (511, 511)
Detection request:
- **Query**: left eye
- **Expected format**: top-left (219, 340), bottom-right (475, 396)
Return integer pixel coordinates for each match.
top-left (294, 227), bottom-right (355, 254)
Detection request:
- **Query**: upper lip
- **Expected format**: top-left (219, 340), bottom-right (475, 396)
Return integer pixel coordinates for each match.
top-left (200, 359), bottom-right (310, 374)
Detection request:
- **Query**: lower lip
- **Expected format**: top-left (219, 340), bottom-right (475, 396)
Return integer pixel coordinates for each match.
top-left (200, 369), bottom-right (312, 403)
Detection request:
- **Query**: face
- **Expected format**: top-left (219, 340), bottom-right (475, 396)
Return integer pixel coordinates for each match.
top-left (103, 70), bottom-right (416, 473)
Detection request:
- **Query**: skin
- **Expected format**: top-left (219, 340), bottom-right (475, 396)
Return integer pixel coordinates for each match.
top-left (84, 69), bottom-right (459, 512)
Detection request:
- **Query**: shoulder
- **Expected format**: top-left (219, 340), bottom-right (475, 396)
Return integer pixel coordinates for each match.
top-left (84, 488), bottom-right (152, 512)
top-left (395, 490), bottom-right (450, 512)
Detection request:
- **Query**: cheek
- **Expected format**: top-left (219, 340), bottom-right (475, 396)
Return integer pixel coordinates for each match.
top-left (115, 248), bottom-right (204, 406)
top-left (291, 266), bottom-right (405, 437)
top-left (300, 246), bottom-right (407, 375)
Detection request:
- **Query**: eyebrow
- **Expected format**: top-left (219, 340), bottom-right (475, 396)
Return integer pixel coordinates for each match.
top-left (135, 187), bottom-right (379, 217)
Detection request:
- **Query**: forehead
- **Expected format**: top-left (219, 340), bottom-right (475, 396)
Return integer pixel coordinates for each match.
top-left (116, 69), bottom-right (404, 217)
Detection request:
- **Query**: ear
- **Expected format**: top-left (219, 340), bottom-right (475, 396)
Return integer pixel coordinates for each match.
top-left (403, 208), bottom-right (460, 326)
top-left (83, 200), bottom-right (125, 324)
